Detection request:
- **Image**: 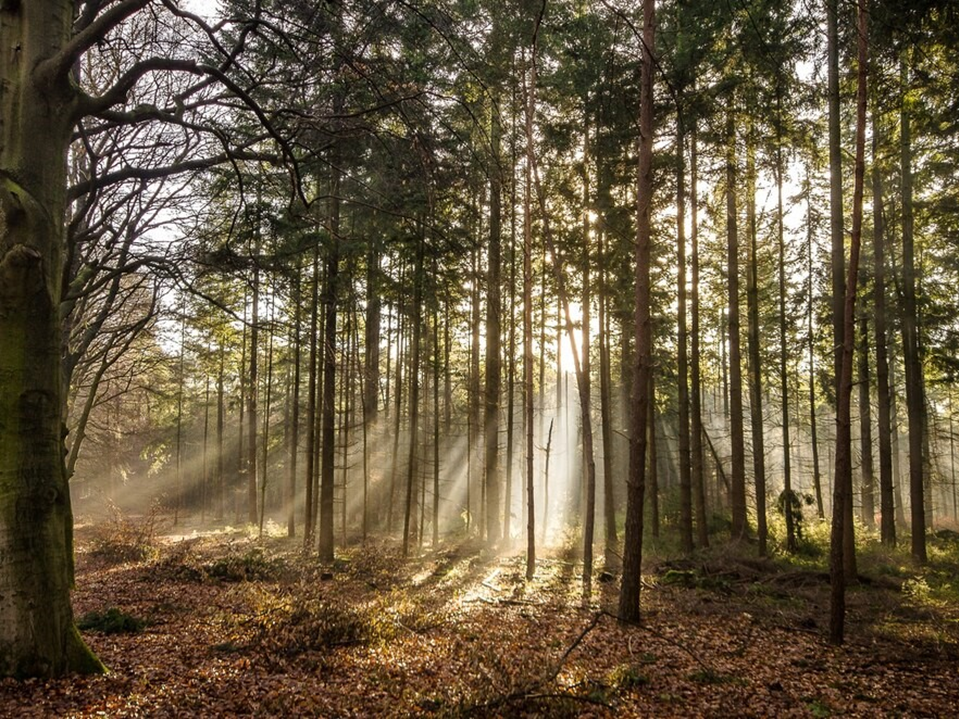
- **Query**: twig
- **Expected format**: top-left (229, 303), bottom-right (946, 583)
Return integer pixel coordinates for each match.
top-left (523, 692), bottom-right (611, 708)
top-left (544, 612), bottom-right (604, 684)
top-left (458, 612), bottom-right (606, 716)
top-left (601, 610), bottom-right (716, 676)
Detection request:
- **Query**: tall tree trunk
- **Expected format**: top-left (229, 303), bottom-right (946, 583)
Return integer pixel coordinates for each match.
top-left (259, 292), bottom-right (275, 536)
top-left (807, 180), bottom-right (825, 520)
top-left (505, 105), bottom-right (518, 545)
top-left (827, 0), bottom-right (857, 578)
top-left (387, 309), bottom-right (405, 533)
top-left (0, 0), bottom-right (103, 677)
top-left (248, 251), bottom-right (260, 526)
top-left (775, 108), bottom-right (796, 552)
top-left (858, 313), bottom-right (876, 526)
top-left (523, 43), bottom-right (537, 581)
top-left (217, 345), bottom-right (226, 522)
top-left (619, 0), bottom-right (655, 623)
top-left (319, 173), bottom-right (341, 563)
top-left (288, 275), bottom-right (301, 537)
top-left (872, 105), bottom-right (896, 539)
top-left (237, 299), bottom-right (246, 524)
top-left (202, 362), bottom-right (211, 520)
top-left (676, 109), bottom-right (693, 554)
top-left (830, 0), bottom-right (867, 645)
top-left (433, 284), bottom-right (441, 547)
top-left (469, 242), bottom-right (481, 535)
top-left (485, 101), bottom-right (503, 546)
top-left (899, 54), bottom-right (927, 564)
top-left (726, 108), bottom-right (748, 541)
top-left (648, 372), bottom-right (659, 538)
top-left (403, 233), bottom-right (426, 556)
top-left (599, 232), bottom-right (618, 562)
top-left (745, 122), bottom-right (767, 555)
top-left (175, 313), bottom-right (185, 525)
top-left (365, 244), bottom-right (381, 428)
top-left (304, 243), bottom-right (320, 544)
top-left (690, 122), bottom-right (709, 548)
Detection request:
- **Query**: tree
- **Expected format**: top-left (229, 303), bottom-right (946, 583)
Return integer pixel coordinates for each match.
top-left (0, 0), bottom-right (297, 676)
top-left (619, 0), bottom-right (655, 623)
top-left (830, 0), bottom-right (868, 646)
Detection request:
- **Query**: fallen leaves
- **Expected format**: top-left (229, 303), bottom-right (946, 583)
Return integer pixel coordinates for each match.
top-left (1, 527), bottom-right (957, 717)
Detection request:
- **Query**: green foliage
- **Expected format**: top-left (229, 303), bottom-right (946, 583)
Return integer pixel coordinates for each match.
top-left (607, 663), bottom-right (650, 690)
top-left (688, 669), bottom-right (738, 685)
top-left (77, 607), bottom-right (145, 635)
top-left (805, 698), bottom-right (833, 718)
top-left (205, 548), bottom-right (287, 582)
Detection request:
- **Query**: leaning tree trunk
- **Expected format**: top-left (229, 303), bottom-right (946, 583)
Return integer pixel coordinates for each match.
top-left (0, 0), bottom-right (103, 677)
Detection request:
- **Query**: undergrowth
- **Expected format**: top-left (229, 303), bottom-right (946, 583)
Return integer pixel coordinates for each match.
top-left (88, 499), bottom-right (164, 563)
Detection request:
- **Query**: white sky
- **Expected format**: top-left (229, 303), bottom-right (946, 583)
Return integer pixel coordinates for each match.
top-left (182, 0), bottom-right (220, 20)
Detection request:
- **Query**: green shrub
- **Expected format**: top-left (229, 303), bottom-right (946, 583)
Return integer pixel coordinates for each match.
top-left (205, 548), bottom-right (286, 582)
top-left (77, 607), bottom-right (145, 634)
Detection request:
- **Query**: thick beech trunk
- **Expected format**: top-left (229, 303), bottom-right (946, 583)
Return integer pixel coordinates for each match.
top-left (0, 0), bottom-right (103, 677)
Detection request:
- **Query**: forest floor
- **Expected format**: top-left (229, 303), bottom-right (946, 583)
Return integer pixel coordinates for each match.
top-left (2, 515), bottom-right (958, 718)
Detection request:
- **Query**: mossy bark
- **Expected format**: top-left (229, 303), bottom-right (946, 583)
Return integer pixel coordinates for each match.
top-left (0, 0), bottom-right (103, 677)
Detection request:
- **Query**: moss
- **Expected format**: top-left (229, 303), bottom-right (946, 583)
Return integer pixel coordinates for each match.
top-left (65, 624), bottom-right (107, 675)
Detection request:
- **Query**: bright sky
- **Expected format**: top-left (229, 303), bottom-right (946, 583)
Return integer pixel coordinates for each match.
top-left (182, 0), bottom-right (220, 20)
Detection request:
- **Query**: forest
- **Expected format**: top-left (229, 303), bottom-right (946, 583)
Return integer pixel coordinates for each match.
top-left (1, 0), bottom-right (958, 715)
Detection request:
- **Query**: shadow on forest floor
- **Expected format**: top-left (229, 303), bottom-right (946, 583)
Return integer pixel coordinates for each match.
top-left (2, 517), bottom-right (958, 717)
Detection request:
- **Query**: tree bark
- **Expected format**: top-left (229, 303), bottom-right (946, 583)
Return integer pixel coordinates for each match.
top-left (775, 110), bottom-right (796, 552)
top-left (745, 122), bottom-right (767, 555)
top-left (619, 0), bottom-right (654, 623)
top-left (485, 101), bottom-right (503, 546)
top-left (403, 232), bottom-right (426, 556)
top-left (899, 54), bottom-right (927, 563)
top-left (318, 171), bottom-right (341, 563)
top-left (690, 122), bottom-right (709, 548)
top-left (871, 107), bottom-right (895, 544)
top-left (858, 313), bottom-right (876, 527)
top-left (0, 0), bottom-right (104, 677)
top-left (288, 275), bottom-right (301, 537)
top-left (725, 108), bottom-right (748, 542)
top-left (523, 41), bottom-right (536, 581)
top-left (830, 0), bottom-right (868, 645)
top-left (676, 109), bottom-right (693, 554)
